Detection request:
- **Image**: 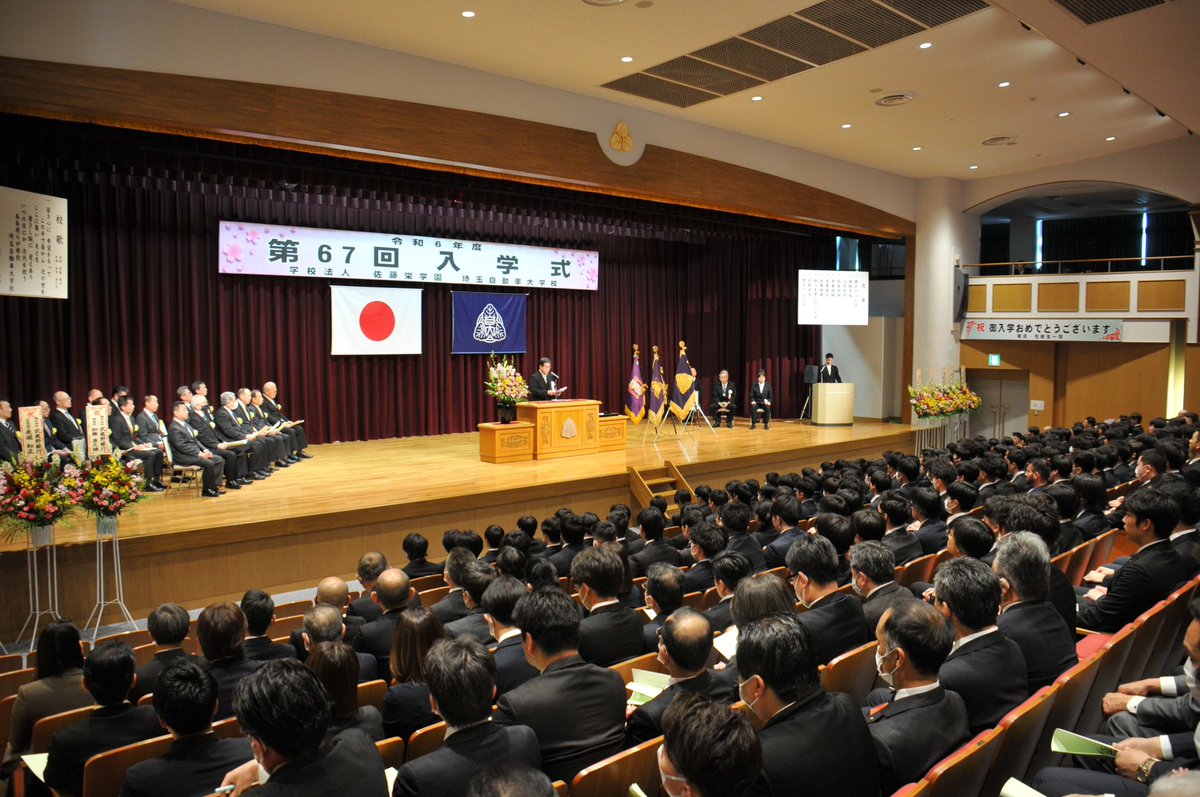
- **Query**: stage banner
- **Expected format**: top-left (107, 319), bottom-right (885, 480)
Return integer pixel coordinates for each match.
top-left (647, 346), bottom-right (667, 427)
top-left (668, 342), bottom-right (697, 421)
top-left (624, 345), bottom-right (645, 424)
top-left (86, 404), bottom-right (112, 458)
top-left (17, 406), bottom-right (46, 464)
top-left (452, 292), bottom-right (527, 354)
top-left (331, 285), bottom-right (423, 356)
top-left (1, 185), bottom-right (68, 299)
top-left (219, 221), bottom-right (599, 291)
top-left (961, 318), bottom-right (1123, 342)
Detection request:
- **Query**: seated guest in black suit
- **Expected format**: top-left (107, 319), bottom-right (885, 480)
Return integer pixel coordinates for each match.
top-left (1078, 489), bottom-right (1189, 633)
top-left (130, 602), bottom-right (195, 704)
top-left (706, 552), bottom-right (751, 633)
top-left (249, 389), bottom-right (305, 461)
top-left (482, 576), bottom-right (540, 696)
top-left (1046, 482), bottom-right (1085, 554)
top-left (762, 494), bottom-right (804, 570)
top-left (353, 568), bottom-right (417, 671)
top-left (737, 612), bottom-right (880, 797)
top-left (931, 558), bottom-right (1028, 734)
top-left (721, 502), bottom-right (766, 572)
top-left (709, 370), bottom-right (736, 429)
top-left (196, 603), bottom-right (263, 719)
top-left (444, 565), bottom-right (496, 644)
top-left (1073, 473), bottom-right (1114, 540)
top-left (994, 532), bottom-right (1077, 690)
top-left (627, 609), bottom-right (734, 747)
top-left (429, 547), bottom-right (474, 625)
top-left (682, 525), bottom-right (722, 594)
top-left (658, 691), bottom-right (761, 797)
top-left (347, 551), bottom-right (388, 623)
top-left (235, 387), bottom-right (290, 467)
top-left (515, 515), bottom-right (547, 557)
top-left (748, 369), bottom-right (772, 430)
top-left (120, 657), bottom-right (253, 797)
top-left (38, 399), bottom-right (73, 458)
top-left (629, 507), bottom-right (681, 578)
top-left (212, 390), bottom-right (274, 477)
top-left (393, 638), bottom-right (540, 797)
top-left (109, 395), bottom-right (166, 491)
top-left (495, 544), bottom-right (527, 580)
top-left (289, 576), bottom-right (366, 659)
top-left (946, 516), bottom-right (996, 562)
top-left (849, 541), bottom-right (914, 632)
top-left (642, 563), bottom-right (685, 653)
top-left (401, 533), bottom-right (444, 579)
top-left (786, 534), bottom-right (871, 664)
top-left (134, 395), bottom-right (165, 450)
top-left (45, 641), bottom-right (162, 797)
top-left (240, 590), bottom-right (296, 662)
top-left (547, 514), bottom-right (588, 577)
top-left (299, 605), bottom-right (378, 683)
top-left (814, 511), bottom-right (857, 586)
top-left (49, 390), bottom-right (85, 452)
top-left (572, 547), bottom-right (644, 666)
top-left (910, 487), bottom-right (949, 555)
top-left (879, 497), bottom-right (925, 566)
top-left (185, 395), bottom-right (253, 486)
top-left (1158, 479), bottom-right (1200, 577)
top-left (220, 660), bottom-right (387, 797)
top-left (304, 642), bottom-right (383, 742)
top-left (493, 587), bottom-right (626, 783)
top-left (259, 382), bottom-right (312, 459)
top-left (166, 400), bottom-right (228, 496)
top-left (381, 608), bottom-right (444, 741)
top-left (865, 602), bottom-right (970, 795)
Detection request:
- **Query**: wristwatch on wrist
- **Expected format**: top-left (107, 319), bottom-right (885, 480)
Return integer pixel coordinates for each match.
top-left (1135, 757), bottom-right (1156, 783)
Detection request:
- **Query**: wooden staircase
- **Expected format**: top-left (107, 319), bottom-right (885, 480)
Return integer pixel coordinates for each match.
top-left (629, 461), bottom-right (693, 509)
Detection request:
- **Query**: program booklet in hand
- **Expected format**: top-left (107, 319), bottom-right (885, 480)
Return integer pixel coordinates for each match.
top-left (1050, 728), bottom-right (1117, 758)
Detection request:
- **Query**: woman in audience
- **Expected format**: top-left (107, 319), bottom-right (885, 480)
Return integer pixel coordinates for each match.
top-left (1, 622), bottom-right (91, 772)
top-left (306, 640), bottom-right (384, 742)
top-left (711, 574), bottom-right (796, 690)
top-left (380, 607), bottom-right (444, 741)
top-left (600, 539), bottom-right (644, 609)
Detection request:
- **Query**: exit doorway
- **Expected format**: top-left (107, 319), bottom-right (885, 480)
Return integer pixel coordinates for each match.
top-left (966, 371), bottom-right (1030, 440)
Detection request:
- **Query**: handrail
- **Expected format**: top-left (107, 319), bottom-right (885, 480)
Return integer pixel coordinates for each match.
top-left (961, 255), bottom-right (1192, 276)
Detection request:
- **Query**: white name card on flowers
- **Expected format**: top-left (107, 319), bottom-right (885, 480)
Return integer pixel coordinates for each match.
top-left (85, 404), bottom-right (112, 458)
top-left (18, 406), bottom-right (46, 464)
top-left (1, 185), bottom-right (68, 299)
top-left (218, 221), bottom-right (599, 291)
top-left (961, 318), bottom-right (1123, 342)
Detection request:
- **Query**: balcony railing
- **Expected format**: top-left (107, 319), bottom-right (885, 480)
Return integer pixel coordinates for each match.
top-left (963, 255), bottom-right (1193, 276)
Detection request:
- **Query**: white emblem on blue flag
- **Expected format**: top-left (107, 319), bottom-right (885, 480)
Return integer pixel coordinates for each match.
top-left (473, 303), bottom-right (508, 344)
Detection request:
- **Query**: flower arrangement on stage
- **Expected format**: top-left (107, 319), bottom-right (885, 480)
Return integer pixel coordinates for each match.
top-left (0, 455), bottom-right (86, 539)
top-left (907, 381), bottom-right (983, 419)
top-left (80, 455), bottom-right (144, 518)
top-left (484, 355), bottom-right (530, 406)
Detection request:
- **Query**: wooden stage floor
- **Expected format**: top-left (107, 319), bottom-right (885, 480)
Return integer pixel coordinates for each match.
top-left (0, 418), bottom-right (916, 637)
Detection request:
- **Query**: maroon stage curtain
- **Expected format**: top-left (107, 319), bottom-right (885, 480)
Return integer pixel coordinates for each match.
top-left (1, 115), bottom-right (833, 443)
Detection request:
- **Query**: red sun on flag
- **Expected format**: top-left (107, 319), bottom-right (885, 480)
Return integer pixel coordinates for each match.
top-left (359, 301), bottom-right (396, 342)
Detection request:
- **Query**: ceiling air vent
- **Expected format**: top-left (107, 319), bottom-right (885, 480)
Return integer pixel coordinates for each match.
top-left (1054, 0), bottom-right (1164, 25)
top-left (982, 135), bottom-right (1018, 146)
top-left (875, 92), bottom-right (915, 107)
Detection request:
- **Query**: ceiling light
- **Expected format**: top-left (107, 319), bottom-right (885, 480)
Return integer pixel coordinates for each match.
top-left (998, 81), bottom-right (1011, 88)
top-left (912, 146), bottom-right (922, 151)
top-left (918, 42), bottom-right (932, 49)
top-left (969, 165), bottom-right (979, 170)
top-left (620, 56), bottom-right (633, 63)
top-left (841, 123), bottom-right (852, 129)
top-left (1058, 111), bottom-right (1071, 118)
top-left (461, 10), bottom-right (476, 17)
top-left (751, 96), bottom-right (764, 102)
top-left (1106, 136), bottom-right (1116, 141)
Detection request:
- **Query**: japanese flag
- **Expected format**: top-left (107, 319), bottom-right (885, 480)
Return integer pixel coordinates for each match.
top-left (330, 285), bottom-right (423, 355)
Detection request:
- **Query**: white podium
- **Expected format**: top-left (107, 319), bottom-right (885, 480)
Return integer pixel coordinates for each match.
top-left (812, 383), bottom-right (855, 427)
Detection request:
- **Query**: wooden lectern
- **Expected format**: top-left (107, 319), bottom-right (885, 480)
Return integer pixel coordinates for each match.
top-left (516, 400), bottom-right (603, 460)
top-left (812, 383), bottom-right (855, 427)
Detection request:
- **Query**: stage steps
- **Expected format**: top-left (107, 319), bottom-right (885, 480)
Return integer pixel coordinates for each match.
top-left (629, 461), bottom-right (693, 508)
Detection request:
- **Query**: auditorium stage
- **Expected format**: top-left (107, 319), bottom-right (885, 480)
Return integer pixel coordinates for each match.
top-left (0, 418), bottom-right (916, 639)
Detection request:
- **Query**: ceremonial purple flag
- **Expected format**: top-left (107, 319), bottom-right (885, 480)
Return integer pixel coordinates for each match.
top-left (669, 341), bottom-right (697, 420)
top-left (648, 346), bottom-right (667, 427)
top-left (625, 345), bottom-right (646, 424)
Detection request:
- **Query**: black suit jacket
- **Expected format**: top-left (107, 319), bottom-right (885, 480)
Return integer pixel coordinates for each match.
top-left (444, 608), bottom-right (495, 644)
top-left (243, 635), bottom-right (296, 662)
top-left (751, 688), bottom-right (879, 797)
top-left (134, 411), bottom-right (164, 446)
top-left (381, 681), bottom-right (439, 741)
top-left (402, 559), bottom-right (445, 579)
top-left (528, 371), bottom-right (559, 401)
top-left (705, 598), bottom-right (734, 633)
top-left (214, 406), bottom-right (251, 442)
top-left (579, 602), bottom-right (644, 666)
top-left (817, 363), bottom-right (843, 383)
top-left (0, 420), bottom-right (21, 463)
top-left (167, 420), bottom-right (216, 466)
top-left (45, 704), bottom-right (164, 797)
top-left (626, 670), bottom-right (735, 747)
top-left (255, 728), bottom-right (388, 797)
top-left (725, 532), bottom-right (767, 571)
top-left (260, 395), bottom-right (288, 424)
top-left (629, 540), bottom-right (681, 578)
top-left (354, 608), bottom-right (404, 671)
top-left (939, 630), bottom-right (1029, 734)
top-left (763, 528), bottom-right (802, 570)
top-left (490, 634), bottom-right (539, 696)
top-left (865, 685), bottom-right (970, 795)
top-left (50, 408), bottom-right (83, 449)
top-left (682, 560), bottom-right (715, 594)
top-left (548, 543), bottom-right (586, 578)
top-left (109, 412), bottom-right (142, 450)
top-left (1075, 510), bottom-right (1112, 541)
top-left (1172, 529), bottom-right (1200, 576)
top-left (130, 648), bottom-right (195, 704)
top-left (393, 721), bottom-right (540, 797)
top-left (207, 657), bottom-right (264, 719)
top-left (429, 589), bottom-right (469, 625)
top-left (916, 518), bottom-right (949, 556)
top-left (120, 733), bottom-right (253, 797)
top-left (710, 381), bottom-right (736, 407)
top-left (881, 530), bottom-right (925, 566)
top-left (494, 655), bottom-right (627, 784)
top-left (796, 592), bottom-right (872, 665)
top-left (862, 581), bottom-right (918, 632)
top-left (749, 381), bottom-right (773, 406)
top-left (998, 600), bottom-right (1078, 691)
top-left (1077, 539), bottom-right (1189, 632)
top-left (347, 594), bottom-right (384, 623)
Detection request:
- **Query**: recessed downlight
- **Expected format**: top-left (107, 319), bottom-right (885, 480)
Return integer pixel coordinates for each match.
top-left (918, 42), bottom-right (932, 49)
top-left (969, 165), bottom-right (979, 170)
top-left (751, 96), bottom-right (764, 102)
top-left (461, 10), bottom-right (476, 17)
top-left (841, 123), bottom-right (852, 129)
top-left (620, 56), bottom-right (633, 63)
top-left (998, 81), bottom-right (1011, 88)
top-left (912, 146), bottom-right (922, 151)
top-left (1058, 111), bottom-right (1071, 118)
top-left (1106, 136), bottom-right (1117, 141)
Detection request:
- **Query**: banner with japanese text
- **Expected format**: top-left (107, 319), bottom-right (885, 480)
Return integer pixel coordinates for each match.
top-left (85, 404), bottom-right (112, 458)
top-left (218, 221), bottom-right (599, 291)
top-left (18, 406), bottom-right (46, 464)
top-left (452, 292), bottom-right (527, 355)
top-left (961, 318), bottom-right (1123, 342)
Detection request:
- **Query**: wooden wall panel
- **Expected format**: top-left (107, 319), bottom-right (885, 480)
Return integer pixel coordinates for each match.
top-left (0, 57), bottom-right (914, 241)
top-left (1086, 282), bottom-right (1131, 312)
top-left (967, 284), bottom-right (987, 313)
top-left (1138, 280), bottom-right (1187, 311)
top-left (1060, 343), bottom-right (1168, 422)
top-left (1037, 282), bottom-right (1080, 312)
top-left (993, 283), bottom-right (1033, 313)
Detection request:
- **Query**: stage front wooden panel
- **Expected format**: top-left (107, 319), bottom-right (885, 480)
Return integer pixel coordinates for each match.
top-left (516, 400), bottom-right (602, 460)
top-left (478, 422), bottom-right (535, 463)
top-left (598, 416), bottom-right (628, 452)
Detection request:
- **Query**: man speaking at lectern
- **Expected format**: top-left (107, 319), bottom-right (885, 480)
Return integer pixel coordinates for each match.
top-left (818, 353), bottom-right (843, 383)
top-left (529, 357), bottom-right (565, 401)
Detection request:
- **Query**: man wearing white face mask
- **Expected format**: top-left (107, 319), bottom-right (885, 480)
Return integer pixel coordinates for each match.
top-left (863, 602), bottom-right (969, 795)
top-left (735, 612), bottom-right (879, 797)
top-left (785, 534), bottom-right (871, 665)
top-left (657, 692), bottom-right (760, 797)
top-left (848, 541), bottom-right (913, 632)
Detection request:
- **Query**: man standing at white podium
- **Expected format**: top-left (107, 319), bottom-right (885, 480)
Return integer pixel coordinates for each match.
top-left (818, 353), bottom-right (843, 383)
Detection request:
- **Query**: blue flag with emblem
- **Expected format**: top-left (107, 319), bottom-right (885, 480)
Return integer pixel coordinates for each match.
top-left (452, 292), bottom-right (527, 354)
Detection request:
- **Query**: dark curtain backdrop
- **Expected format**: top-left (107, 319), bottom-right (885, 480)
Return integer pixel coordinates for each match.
top-left (1, 115), bottom-right (834, 443)
top-left (1041, 214), bottom-right (1143, 263)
